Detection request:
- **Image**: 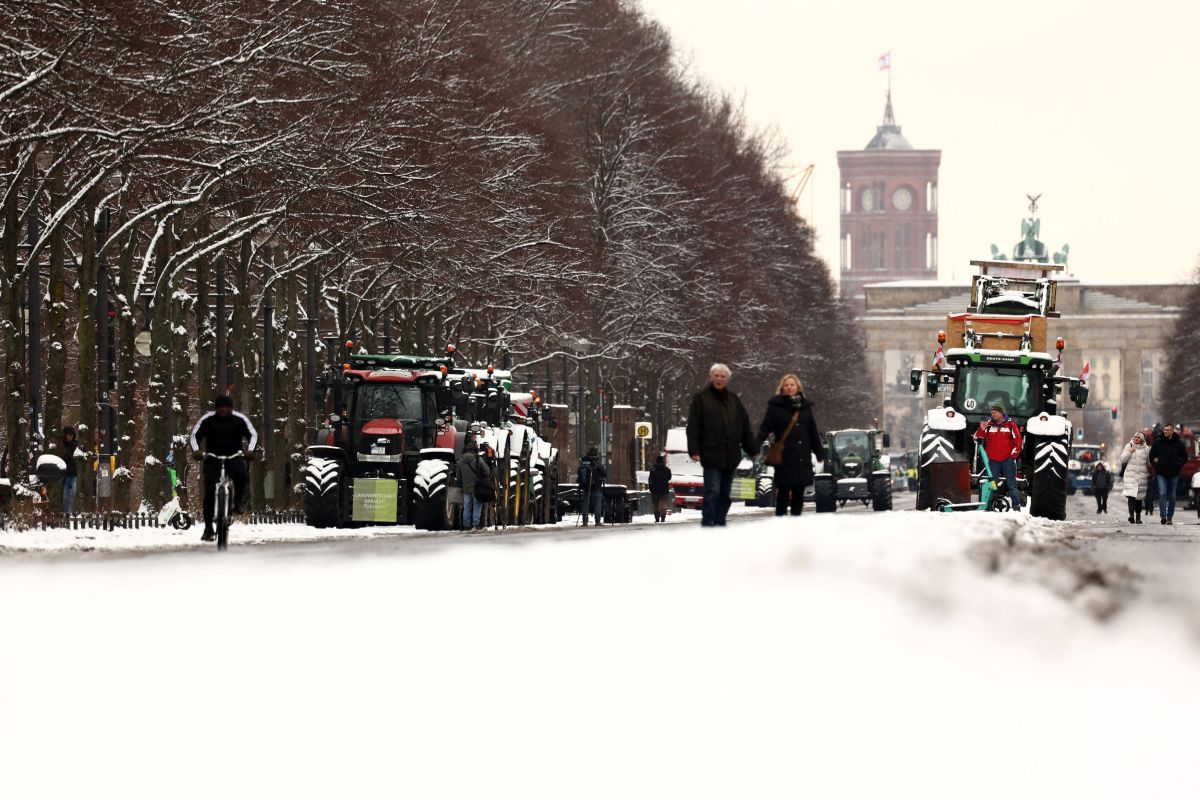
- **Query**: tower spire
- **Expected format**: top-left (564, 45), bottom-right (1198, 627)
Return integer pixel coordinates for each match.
top-left (882, 90), bottom-right (896, 127)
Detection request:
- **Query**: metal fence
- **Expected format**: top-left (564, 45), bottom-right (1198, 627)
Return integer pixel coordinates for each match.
top-left (1, 509), bottom-right (306, 532)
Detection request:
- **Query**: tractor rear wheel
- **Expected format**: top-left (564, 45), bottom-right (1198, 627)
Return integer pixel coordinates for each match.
top-left (413, 459), bottom-right (454, 531)
top-left (304, 457), bottom-right (342, 528)
top-left (1029, 435), bottom-right (1069, 520)
top-left (814, 475), bottom-right (837, 513)
top-left (917, 423), bottom-right (956, 511)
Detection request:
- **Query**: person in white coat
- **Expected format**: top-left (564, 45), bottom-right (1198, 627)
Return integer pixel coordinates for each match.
top-left (1120, 431), bottom-right (1151, 524)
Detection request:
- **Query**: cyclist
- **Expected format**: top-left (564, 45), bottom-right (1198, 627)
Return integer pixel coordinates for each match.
top-left (190, 395), bottom-right (257, 541)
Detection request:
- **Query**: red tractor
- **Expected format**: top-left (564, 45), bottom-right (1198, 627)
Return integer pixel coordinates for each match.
top-left (303, 351), bottom-right (466, 530)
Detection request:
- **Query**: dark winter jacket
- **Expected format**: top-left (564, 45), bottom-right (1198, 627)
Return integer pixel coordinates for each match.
top-left (455, 450), bottom-right (491, 494)
top-left (577, 455), bottom-right (607, 491)
top-left (686, 385), bottom-right (757, 471)
top-left (62, 438), bottom-right (78, 477)
top-left (1149, 435), bottom-right (1189, 478)
top-left (756, 393), bottom-right (826, 488)
top-left (648, 463), bottom-right (672, 495)
top-left (1091, 465), bottom-right (1113, 493)
top-left (190, 410), bottom-right (258, 457)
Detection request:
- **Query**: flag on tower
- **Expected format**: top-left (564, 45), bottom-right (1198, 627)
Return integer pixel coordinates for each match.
top-left (1079, 361), bottom-right (1091, 386)
top-left (878, 52), bottom-right (891, 71)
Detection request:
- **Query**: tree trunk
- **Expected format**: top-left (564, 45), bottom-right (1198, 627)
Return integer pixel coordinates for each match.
top-left (113, 230), bottom-right (140, 512)
top-left (43, 174), bottom-right (68, 511)
top-left (75, 199), bottom-right (98, 511)
top-left (142, 231), bottom-right (172, 510)
top-left (0, 151), bottom-right (27, 481)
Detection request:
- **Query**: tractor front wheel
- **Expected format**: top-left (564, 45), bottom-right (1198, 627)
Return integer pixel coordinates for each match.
top-left (1029, 435), bottom-right (1069, 520)
top-left (304, 457), bottom-right (343, 528)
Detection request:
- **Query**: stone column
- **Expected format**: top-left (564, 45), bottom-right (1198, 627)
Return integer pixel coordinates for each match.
top-left (610, 405), bottom-right (637, 488)
top-left (547, 404), bottom-right (575, 476)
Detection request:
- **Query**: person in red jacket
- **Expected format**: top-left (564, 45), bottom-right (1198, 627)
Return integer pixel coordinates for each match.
top-left (974, 402), bottom-right (1024, 509)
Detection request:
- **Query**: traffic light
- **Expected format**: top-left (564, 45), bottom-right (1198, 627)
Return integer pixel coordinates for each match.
top-left (1076, 427), bottom-right (1084, 440)
top-left (1111, 406), bottom-right (1119, 420)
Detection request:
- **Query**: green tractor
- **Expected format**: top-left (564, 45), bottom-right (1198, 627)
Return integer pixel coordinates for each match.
top-left (906, 260), bottom-right (1089, 520)
top-left (812, 424), bottom-right (893, 513)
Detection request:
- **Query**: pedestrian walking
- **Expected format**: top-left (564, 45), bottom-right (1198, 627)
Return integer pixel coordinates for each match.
top-left (1091, 461), bottom-right (1113, 514)
top-left (756, 373), bottom-right (825, 516)
top-left (1149, 422), bottom-right (1189, 525)
top-left (1119, 432), bottom-right (1150, 524)
top-left (973, 402), bottom-right (1024, 510)
top-left (61, 426), bottom-right (78, 515)
top-left (455, 439), bottom-right (492, 531)
top-left (648, 455), bottom-right (672, 522)
top-left (577, 447), bottom-right (607, 527)
top-left (686, 363), bottom-right (757, 527)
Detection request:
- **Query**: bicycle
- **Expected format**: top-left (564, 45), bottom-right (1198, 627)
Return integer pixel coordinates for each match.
top-left (205, 452), bottom-right (242, 550)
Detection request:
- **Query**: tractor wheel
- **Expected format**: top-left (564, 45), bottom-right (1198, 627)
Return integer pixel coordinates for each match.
top-left (303, 457), bottom-right (342, 528)
top-left (814, 475), bottom-right (837, 513)
top-left (756, 474), bottom-right (775, 508)
top-left (547, 455), bottom-right (561, 523)
top-left (529, 466), bottom-right (546, 525)
top-left (871, 474), bottom-right (893, 511)
top-left (1029, 435), bottom-right (1068, 520)
top-left (917, 423), bottom-right (956, 511)
top-left (413, 459), bottom-right (454, 531)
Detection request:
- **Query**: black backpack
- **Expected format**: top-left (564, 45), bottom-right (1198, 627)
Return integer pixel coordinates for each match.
top-left (578, 459), bottom-right (594, 489)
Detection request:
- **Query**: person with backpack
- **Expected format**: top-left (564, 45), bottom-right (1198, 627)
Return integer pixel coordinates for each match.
top-left (577, 448), bottom-right (607, 527)
top-left (648, 454), bottom-right (672, 522)
top-left (455, 439), bottom-right (493, 531)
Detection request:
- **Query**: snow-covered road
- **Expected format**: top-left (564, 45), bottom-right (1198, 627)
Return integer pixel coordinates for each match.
top-left (2, 502), bottom-right (1198, 799)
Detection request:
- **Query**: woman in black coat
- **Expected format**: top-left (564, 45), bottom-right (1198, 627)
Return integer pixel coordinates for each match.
top-left (757, 374), bottom-right (826, 516)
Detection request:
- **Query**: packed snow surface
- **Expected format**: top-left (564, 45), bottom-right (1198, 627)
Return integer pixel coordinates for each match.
top-left (1, 509), bottom-right (1197, 799)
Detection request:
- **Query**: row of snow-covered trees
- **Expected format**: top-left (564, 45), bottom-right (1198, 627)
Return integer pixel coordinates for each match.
top-left (1, 0), bottom-right (870, 513)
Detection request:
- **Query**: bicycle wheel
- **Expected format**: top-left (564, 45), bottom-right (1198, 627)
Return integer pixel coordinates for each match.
top-left (217, 517), bottom-right (229, 550)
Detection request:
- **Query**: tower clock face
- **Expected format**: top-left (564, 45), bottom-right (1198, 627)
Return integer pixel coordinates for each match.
top-left (892, 187), bottom-right (913, 211)
top-left (861, 190), bottom-right (875, 211)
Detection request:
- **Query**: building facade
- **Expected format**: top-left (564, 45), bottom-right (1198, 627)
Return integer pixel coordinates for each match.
top-left (838, 94), bottom-right (940, 309)
top-left (859, 280), bottom-right (1182, 458)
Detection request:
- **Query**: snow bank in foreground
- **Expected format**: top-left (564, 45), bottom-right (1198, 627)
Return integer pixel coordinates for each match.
top-left (1, 510), bottom-right (1197, 799)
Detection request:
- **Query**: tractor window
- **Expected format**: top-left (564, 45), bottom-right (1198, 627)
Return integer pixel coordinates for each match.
top-left (357, 384), bottom-right (424, 422)
top-left (832, 431), bottom-right (870, 459)
top-left (956, 367), bottom-right (1040, 418)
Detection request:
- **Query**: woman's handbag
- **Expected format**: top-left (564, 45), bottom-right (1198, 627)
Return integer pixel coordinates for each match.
top-left (764, 411), bottom-right (801, 467)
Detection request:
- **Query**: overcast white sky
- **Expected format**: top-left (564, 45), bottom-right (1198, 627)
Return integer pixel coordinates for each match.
top-left (637, 0), bottom-right (1200, 286)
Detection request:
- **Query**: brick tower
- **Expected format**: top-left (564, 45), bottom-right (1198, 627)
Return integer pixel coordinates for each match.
top-left (837, 93), bottom-right (940, 310)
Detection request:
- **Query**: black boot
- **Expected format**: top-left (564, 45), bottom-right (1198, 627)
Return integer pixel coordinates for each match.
top-left (201, 525), bottom-right (215, 542)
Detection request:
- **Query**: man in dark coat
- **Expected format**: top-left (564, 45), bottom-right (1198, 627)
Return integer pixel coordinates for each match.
top-left (686, 363), bottom-right (757, 527)
top-left (1091, 461), bottom-right (1113, 514)
top-left (756, 378), bottom-right (825, 516)
top-left (1149, 422), bottom-right (1189, 524)
top-left (648, 455), bottom-right (672, 522)
top-left (577, 447), bottom-right (607, 527)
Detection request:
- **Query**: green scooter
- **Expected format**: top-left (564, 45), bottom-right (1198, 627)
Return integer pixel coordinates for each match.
top-left (935, 442), bottom-right (1015, 513)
